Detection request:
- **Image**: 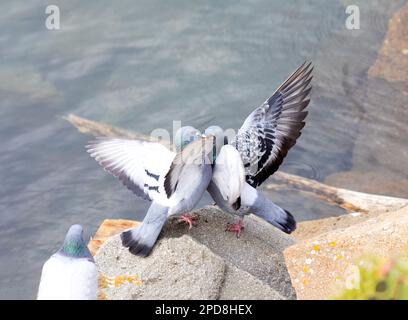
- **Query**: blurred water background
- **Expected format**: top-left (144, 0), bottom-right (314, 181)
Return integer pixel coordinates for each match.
top-left (0, 0), bottom-right (407, 298)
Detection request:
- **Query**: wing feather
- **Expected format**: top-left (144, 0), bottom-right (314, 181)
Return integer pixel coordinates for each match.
top-left (164, 136), bottom-right (215, 198)
top-left (86, 138), bottom-right (175, 202)
top-left (231, 62), bottom-right (313, 187)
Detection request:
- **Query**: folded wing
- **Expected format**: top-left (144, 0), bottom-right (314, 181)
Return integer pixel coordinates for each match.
top-left (164, 135), bottom-right (215, 198)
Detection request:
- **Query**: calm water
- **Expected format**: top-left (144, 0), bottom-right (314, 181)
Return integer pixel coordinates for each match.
top-left (1, 0), bottom-right (407, 299)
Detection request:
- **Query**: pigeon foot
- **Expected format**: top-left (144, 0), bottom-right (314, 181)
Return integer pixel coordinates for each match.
top-left (226, 218), bottom-right (244, 238)
top-left (177, 214), bottom-right (199, 229)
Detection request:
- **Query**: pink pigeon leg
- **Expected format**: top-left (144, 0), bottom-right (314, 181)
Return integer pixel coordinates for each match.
top-left (226, 217), bottom-right (245, 238)
top-left (177, 214), bottom-right (199, 229)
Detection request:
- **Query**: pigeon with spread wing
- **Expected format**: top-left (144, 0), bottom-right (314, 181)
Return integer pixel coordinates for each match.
top-left (86, 135), bottom-right (215, 256)
top-left (205, 62), bottom-right (313, 236)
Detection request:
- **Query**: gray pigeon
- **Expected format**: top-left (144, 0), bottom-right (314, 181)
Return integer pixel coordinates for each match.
top-left (86, 135), bottom-right (215, 256)
top-left (37, 224), bottom-right (97, 300)
top-left (175, 127), bottom-right (245, 211)
top-left (204, 62), bottom-right (313, 236)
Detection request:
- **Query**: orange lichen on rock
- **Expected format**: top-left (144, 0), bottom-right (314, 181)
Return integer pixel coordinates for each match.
top-left (284, 205), bottom-right (408, 299)
top-left (99, 274), bottom-right (143, 289)
top-left (88, 219), bottom-right (140, 256)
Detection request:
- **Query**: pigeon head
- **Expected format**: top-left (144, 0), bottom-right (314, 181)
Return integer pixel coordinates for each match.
top-left (174, 126), bottom-right (201, 152)
top-left (60, 224), bottom-right (92, 259)
top-left (204, 126), bottom-right (225, 162)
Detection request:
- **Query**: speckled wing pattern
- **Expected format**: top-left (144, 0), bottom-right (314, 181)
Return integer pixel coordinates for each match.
top-left (231, 62), bottom-right (313, 188)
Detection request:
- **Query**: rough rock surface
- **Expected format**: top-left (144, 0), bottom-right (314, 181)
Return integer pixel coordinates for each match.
top-left (292, 210), bottom-right (382, 241)
top-left (284, 205), bottom-right (408, 300)
top-left (368, 2), bottom-right (408, 88)
top-left (89, 219), bottom-right (139, 256)
top-left (98, 235), bottom-right (226, 299)
top-left (94, 206), bottom-right (294, 300)
top-left (219, 265), bottom-right (284, 300)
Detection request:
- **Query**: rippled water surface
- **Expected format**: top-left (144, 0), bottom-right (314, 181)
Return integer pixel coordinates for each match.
top-left (1, 0), bottom-right (407, 299)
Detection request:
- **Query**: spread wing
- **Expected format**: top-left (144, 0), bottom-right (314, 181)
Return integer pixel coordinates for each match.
top-left (86, 138), bottom-right (176, 202)
top-left (230, 62), bottom-right (313, 188)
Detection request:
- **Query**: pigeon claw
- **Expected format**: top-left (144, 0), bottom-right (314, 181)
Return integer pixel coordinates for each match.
top-left (178, 214), bottom-right (199, 230)
top-left (226, 219), bottom-right (244, 238)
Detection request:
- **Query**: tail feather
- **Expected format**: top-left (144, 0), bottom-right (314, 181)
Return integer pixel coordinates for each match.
top-left (231, 196), bottom-right (241, 211)
top-left (268, 209), bottom-right (296, 234)
top-left (121, 203), bottom-right (168, 257)
top-left (250, 192), bottom-right (297, 234)
top-left (121, 229), bottom-right (155, 257)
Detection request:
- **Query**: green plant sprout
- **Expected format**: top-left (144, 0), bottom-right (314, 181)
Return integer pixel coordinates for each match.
top-left (335, 256), bottom-right (408, 300)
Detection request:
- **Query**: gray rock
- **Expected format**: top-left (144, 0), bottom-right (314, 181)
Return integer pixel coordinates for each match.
top-left (97, 235), bottom-right (225, 299)
top-left (95, 206), bottom-right (296, 300)
top-left (219, 265), bottom-right (285, 300)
